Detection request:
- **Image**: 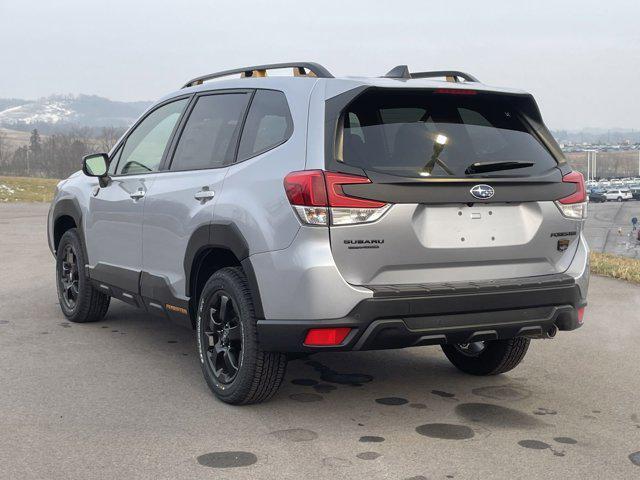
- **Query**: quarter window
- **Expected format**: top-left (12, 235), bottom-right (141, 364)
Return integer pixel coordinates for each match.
top-left (108, 145), bottom-right (122, 175)
top-left (171, 93), bottom-right (251, 171)
top-left (116, 99), bottom-right (188, 175)
top-left (237, 90), bottom-right (293, 161)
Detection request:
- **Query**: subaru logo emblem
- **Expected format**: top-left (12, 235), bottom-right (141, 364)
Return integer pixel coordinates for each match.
top-left (470, 184), bottom-right (494, 199)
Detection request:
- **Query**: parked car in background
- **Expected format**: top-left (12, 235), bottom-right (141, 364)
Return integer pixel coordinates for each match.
top-left (631, 187), bottom-right (640, 200)
top-left (604, 189), bottom-right (632, 202)
top-left (588, 189), bottom-right (607, 203)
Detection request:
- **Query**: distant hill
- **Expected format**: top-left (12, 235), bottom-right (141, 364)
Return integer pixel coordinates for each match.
top-left (0, 95), bottom-right (152, 130)
top-left (551, 128), bottom-right (640, 145)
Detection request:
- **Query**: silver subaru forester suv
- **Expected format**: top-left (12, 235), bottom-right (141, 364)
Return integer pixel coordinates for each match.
top-left (48, 62), bottom-right (589, 404)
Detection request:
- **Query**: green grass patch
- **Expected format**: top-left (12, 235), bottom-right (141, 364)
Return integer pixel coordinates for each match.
top-left (590, 252), bottom-right (640, 285)
top-left (0, 176), bottom-right (59, 202)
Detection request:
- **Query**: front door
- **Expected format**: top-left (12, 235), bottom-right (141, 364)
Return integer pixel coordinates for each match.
top-left (141, 90), bottom-right (252, 318)
top-left (85, 97), bottom-right (189, 294)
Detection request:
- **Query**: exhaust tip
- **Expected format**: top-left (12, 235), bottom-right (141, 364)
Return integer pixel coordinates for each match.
top-left (546, 325), bottom-right (558, 339)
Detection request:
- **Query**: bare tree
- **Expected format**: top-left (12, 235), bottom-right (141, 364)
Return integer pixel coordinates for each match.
top-left (0, 130), bottom-right (6, 168)
top-left (97, 126), bottom-right (125, 153)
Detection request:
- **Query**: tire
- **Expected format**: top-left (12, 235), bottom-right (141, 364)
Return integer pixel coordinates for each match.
top-left (56, 229), bottom-right (110, 323)
top-left (441, 337), bottom-right (531, 376)
top-left (617, 197), bottom-right (622, 202)
top-left (196, 267), bottom-right (287, 405)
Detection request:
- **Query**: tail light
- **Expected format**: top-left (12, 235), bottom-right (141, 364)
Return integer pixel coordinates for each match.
top-left (284, 170), bottom-right (390, 226)
top-left (555, 171), bottom-right (587, 220)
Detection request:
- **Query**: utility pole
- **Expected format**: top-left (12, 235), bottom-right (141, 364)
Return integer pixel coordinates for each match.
top-left (586, 151), bottom-right (590, 181)
top-left (586, 149), bottom-right (597, 181)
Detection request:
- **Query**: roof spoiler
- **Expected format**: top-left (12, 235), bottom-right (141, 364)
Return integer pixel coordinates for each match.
top-left (384, 65), bottom-right (479, 83)
top-left (182, 62), bottom-right (333, 88)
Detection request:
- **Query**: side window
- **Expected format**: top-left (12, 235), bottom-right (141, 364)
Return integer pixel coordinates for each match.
top-left (108, 145), bottom-right (122, 175)
top-left (116, 99), bottom-right (188, 175)
top-left (170, 93), bottom-right (251, 171)
top-left (237, 90), bottom-right (293, 161)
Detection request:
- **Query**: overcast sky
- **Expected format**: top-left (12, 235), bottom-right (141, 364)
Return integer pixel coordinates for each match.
top-left (1, 0), bottom-right (638, 130)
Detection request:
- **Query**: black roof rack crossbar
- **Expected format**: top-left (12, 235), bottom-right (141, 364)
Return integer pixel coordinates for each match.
top-left (182, 62), bottom-right (333, 88)
top-left (384, 65), bottom-right (479, 83)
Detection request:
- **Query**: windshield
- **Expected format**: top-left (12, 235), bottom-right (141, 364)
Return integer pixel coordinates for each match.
top-left (338, 90), bottom-right (558, 178)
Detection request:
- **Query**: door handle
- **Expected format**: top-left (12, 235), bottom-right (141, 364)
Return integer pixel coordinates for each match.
top-left (194, 188), bottom-right (215, 201)
top-left (130, 188), bottom-right (145, 200)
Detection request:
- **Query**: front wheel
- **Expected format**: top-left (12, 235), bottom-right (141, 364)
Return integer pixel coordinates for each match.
top-left (56, 229), bottom-right (110, 322)
top-left (441, 337), bottom-right (531, 376)
top-left (196, 267), bottom-right (287, 405)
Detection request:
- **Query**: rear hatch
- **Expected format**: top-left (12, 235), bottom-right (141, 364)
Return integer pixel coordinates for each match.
top-left (326, 87), bottom-right (585, 286)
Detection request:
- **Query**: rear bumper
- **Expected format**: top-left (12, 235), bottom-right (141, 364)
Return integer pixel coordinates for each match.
top-left (257, 274), bottom-right (586, 352)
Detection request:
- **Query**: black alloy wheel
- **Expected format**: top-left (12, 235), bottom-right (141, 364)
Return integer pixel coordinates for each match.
top-left (59, 244), bottom-right (80, 310)
top-left (196, 267), bottom-right (287, 404)
top-left (55, 228), bottom-right (110, 323)
top-left (202, 291), bottom-right (243, 384)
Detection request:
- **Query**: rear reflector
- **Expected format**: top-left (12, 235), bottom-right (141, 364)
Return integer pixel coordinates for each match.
top-left (284, 170), bottom-right (390, 226)
top-left (577, 307), bottom-right (585, 324)
top-left (304, 327), bottom-right (351, 346)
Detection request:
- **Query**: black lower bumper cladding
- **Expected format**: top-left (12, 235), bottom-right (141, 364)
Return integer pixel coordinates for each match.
top-left (257, 274), bottom-right (585, 352)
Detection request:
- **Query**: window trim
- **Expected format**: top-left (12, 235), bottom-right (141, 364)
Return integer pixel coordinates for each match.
top-left (107, 144), bottom-right (123, 175)
top-left (165, 89), bottom-right (254, 172)
top-left (108, 94), bottom-right (193, 177)
top-left (234, 88), bottom-right (295, 164)
top-left (106, 87), bottom-right (294, 177)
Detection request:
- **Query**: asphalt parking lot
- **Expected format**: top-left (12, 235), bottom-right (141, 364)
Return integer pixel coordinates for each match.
top-left (584, 201), bottom-right (640, 257)
top-left (1, 203), bottom-right (639, 480)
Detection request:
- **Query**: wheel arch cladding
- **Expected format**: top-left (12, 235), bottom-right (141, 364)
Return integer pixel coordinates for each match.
top-left (52, 198), bottom-right (86, 257)
top-left (185, 223), bottom-right (265, 319)
top-left (54, 215), bottom-right (77, 250)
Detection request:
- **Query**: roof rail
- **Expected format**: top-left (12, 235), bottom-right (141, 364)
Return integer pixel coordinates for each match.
top-left (182, 62), bottom-right (333, 88)
top-left (384, 65), bottom-right (479, 83)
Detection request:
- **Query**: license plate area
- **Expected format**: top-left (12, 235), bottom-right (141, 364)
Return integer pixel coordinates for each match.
top-left (412, 203), bottom-right (542, 249)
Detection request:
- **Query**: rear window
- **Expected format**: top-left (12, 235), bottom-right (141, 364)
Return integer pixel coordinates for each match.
top-left (338, 90), bottom-right (558, 178)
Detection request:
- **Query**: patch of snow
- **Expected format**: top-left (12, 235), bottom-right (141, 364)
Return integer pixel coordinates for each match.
top-left (0, 184), bottom-right (16, 195)
top-left (0, 100), bottom-right (77, 125)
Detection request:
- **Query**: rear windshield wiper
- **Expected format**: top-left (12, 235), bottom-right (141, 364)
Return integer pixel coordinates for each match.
top-left (464, 161), bottom-right (535, 175)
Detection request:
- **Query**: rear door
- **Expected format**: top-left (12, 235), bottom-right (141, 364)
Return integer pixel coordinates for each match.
top-left (141, 90), bottom-right (252, 314)
top-left (327, 88), bottom-right (584, 285)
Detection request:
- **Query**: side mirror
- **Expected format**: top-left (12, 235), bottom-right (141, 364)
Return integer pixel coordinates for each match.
top-left (82, 153), bottom-right (110, 187)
